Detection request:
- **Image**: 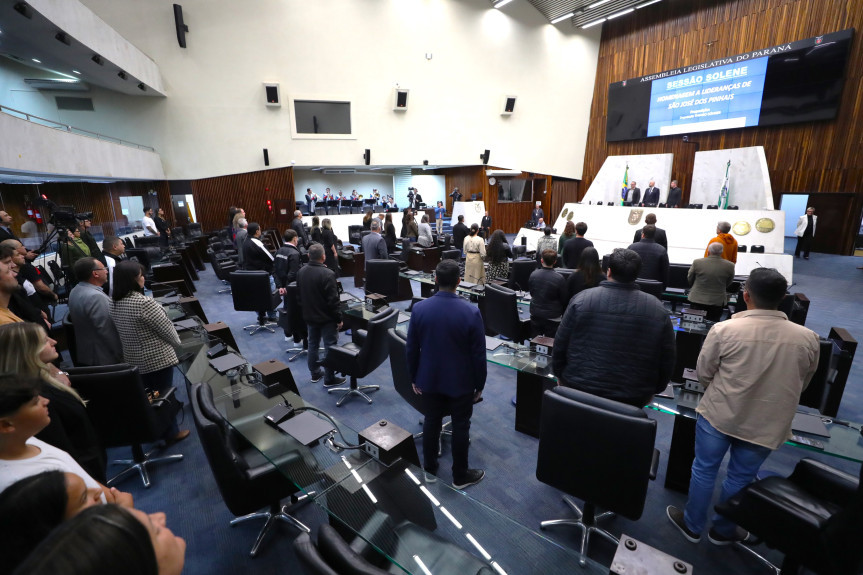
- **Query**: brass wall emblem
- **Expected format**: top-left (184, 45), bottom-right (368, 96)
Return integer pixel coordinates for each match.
top-left (561, 208), bottom-right (569, 220)
top-left (474, 202), bottom-right (483, 214)
top-left (628, 209), bottom-right (644, 225)
top-left (566, 212), bottom-right (574, 221)
top-left (732, 221), bottom-right (751, 236)
top-left (755, 218), bottom-right (775, 233)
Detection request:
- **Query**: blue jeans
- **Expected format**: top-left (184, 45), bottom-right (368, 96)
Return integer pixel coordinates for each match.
top-left (684, 416), bottom-right (771, 536)
top-left (307, 322), bottom-right (338, 383)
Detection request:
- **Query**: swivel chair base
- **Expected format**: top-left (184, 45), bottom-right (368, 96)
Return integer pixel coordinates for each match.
top-left (218, 280), bottom-right (231, 294)
top-left (415, 419), bottom-right (453, 457)
top-left (727, 541), bottom-right (781, 575)
top-left (328, 376), bottom-right (380, 407)
top-left (540, 496), bottom-right (617, 566)
top-left (244, 319), bottom-right (277, 335)
top-left (285, 340), bottom-right (307, 362)
top-left (231, 492), bottom-right (314, 557)
top-left (108, 444), bottom-right (184, 488)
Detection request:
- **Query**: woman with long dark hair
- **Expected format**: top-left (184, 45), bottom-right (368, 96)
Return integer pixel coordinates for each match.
top-left (383, 213), bottom-right (397, 252)
top-left (109, 261), bottom-right (188, 444)
top-left (320, 218), bottom-right (339, 273)
top-left (558, 221), bottom-right (576, 254)
top-left (12, 504), bottom-right (186, 575)
top-left (0, 471), bottom-right (103, 574)
top-left (567, 247), bottom-right (603, 300)
top-left (486, 229), bottom-right (511, 282)
top-left (309, 215), bottom-right (322, 244)
top-left (401, 209), bottom-right (418, 240)
top-left (362, 210), bottom-right (374, 230)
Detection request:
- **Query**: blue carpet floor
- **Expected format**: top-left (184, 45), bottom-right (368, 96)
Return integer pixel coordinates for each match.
top-left (105, 240), bottom-right (863, 575)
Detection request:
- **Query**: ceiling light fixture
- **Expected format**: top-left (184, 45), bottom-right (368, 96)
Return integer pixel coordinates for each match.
top-left (494, 0), bottom-right (515, 8)
top-left (587, 0), bottom-right (612, 9)
top-left (636, 0), bottom-right (663, 7)
top-left (581, 18), bottom-right (606, 29)
top-left (607, 8), bottom-right (635, 19)
top-left (117, 71), bottom-right (127, 80)
top-left (31, 58), bottom-right (41, 63)
top-left (91, 54), bottom-right (103, 65)
top-left (551, 12), bottom-right (574, 24)
top-left (72, 70), bottom-right (81, 74)
top-left (137, 83), bottom-right (146, 91)
top-left (55, 32), bottom-right (71, 46)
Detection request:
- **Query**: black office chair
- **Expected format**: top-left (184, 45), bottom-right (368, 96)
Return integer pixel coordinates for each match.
top-left (738, 245), bottom-right (748, 253)
top-left (750, 245), bottom-right (765, 253)
top-left (187, 223), bottom-right (203, 237)
top-left (508, 259), bottom-right (536, 291)
top-left (284, 282), bottom-right (309, 362)
top-left (293, 532), bottom-right (341, 575)
top-left (511, 244), bottom-right (527, 259)
top-left (230, 270), bottom-right (279, 335)
top-left (323, 307), bottom-right (399, 406)
top-left (62, 314), bottom-right (78, 366)
top-left (68, 364), bottom-right (184, 488)
top-left (134, 235), bottom-right (160, 248)
top-left (667, 263), bottom-right (691, 290)
top-left (126, 247), bottom-right (154, 272)
top-left (208, 249), bottom-right (236, 294)
top-left (635, 278), bottom-right (664, 299)
top-left (484, 283), bottom-right (530, 348)
top-left (190, 382), bottom-right (311, 557)
top-left (707, 204), bottom-right (719, 209)
top-left (348, 225), bottom-right (364, 245)
top-left (715, 458), bottom-right (863, 575)
top-left (388, 328), bottom-right (452, 456)
top-left (441, 249), bottom-right (460, 261)
top-left (364, 259), bottom-right (400, 300)
top-left (537, 387), bottom-right (659, 563)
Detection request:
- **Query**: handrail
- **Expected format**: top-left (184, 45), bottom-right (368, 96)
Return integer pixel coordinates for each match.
top-left (0, 104), bottom-right (156, 152)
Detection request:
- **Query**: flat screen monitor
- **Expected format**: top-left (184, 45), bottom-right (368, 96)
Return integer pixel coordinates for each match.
top-left (606, 29), bottom-right (853, 142)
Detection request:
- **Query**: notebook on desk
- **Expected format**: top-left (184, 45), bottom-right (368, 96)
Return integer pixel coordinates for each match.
top-left (173, 319), bottom-right (198, 331)
top-left (208, 353), bottom-right (248, 374)
top-left (485, 336), bottom-right (503, 351)
top-left (460, 281), bottom-right (478, 289)
top-left (339, 293), bottom-right (359, 302)
top-left (792, 413), bottom-right (831, 438)
top-left (403, 270), bottom-right (421, 276)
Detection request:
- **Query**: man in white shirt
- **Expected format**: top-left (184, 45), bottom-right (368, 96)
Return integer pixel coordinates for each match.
top-left (141, 207), bottom-right (158, 236)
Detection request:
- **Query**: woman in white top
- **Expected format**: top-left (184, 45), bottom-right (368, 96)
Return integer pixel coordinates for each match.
top-left (417, 214), bottom-right (434, 247)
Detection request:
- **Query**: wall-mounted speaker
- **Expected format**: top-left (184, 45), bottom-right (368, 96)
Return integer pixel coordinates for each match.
top-left (480, 149), bottom-right (490, 165)
top-left (363, 149), bottom-right (371, 166)
top-left (173, 4), bottom-right (189, 48)
top-left (264, 83), bottom-right (280, 107)
top-left (393, 88), bottom-right (409, 111)
top-left (501, 95), bottom-right (517, 116)
top-left (263, 148), bottom-right (269, 166)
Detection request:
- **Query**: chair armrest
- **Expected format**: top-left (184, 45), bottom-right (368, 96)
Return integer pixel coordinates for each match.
top-left (649, 448), bottom-right (660, 481)
top-left (328, 344), bottom-right (362, 361)
top-left (789, 458), bottom-right (859, 505)
top-left (352, 329), bottom-right (368, 346)
top-left (151, 386), bottom-right (177, 408)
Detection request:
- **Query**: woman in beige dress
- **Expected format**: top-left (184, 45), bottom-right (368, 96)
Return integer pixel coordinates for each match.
top-left (462, 223), bottom-right (486, 284)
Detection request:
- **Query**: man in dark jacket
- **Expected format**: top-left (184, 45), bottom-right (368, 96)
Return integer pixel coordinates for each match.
top-left (627, 225), bottom-right (669, 289)
top-left (407, 259), bottom-right (486, 489)
top-left (631, 213), bottom-right (667, 250)
top-left (452, 215), bottom-right (469, 252)
top-left (561, 222), bottom-right (594, 269)
top-left (274, 229), bottom-right (302, 292)
top-left (297, 244), bottom-right (344, 386)
top-left (243, 223), bottom-right (278, 323)
top-left (528, 249), bottom-right (568, 337)
top-left (552, 248), bottom-right (675, 407)
top-left (291, 210), bottom-right (309, 250)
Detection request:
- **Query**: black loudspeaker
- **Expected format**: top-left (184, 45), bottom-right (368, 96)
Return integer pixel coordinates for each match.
top-left (363, 149), bottom-right (371, 165)
top-left (265, 84), bottom-right (280, 105)
top-left (394, 89), bottom-right (409, 111)
top-left (502, 96), bottom-right (517, 115)
top-left (173, 4), bottom-right (188, 48)
top-left (480, 149), bottom-right (490, 165)
top-left (263, 149), bottom-right (269, 166)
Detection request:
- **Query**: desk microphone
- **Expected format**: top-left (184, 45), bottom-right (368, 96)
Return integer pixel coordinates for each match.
top-left (755, 261), bottom-right (763, 267)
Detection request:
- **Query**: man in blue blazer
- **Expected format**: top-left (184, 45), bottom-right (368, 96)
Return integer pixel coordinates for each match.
top-left (406, 259), bottom-right (486, 489)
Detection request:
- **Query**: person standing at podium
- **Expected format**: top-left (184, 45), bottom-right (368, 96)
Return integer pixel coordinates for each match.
top-left (625, 181), bottom-right (641, 205)
top-left (530, 201), bottom-right (544, 226)
top-left (642, 180), bottom-right (660, 206)
top-left (794, 207), bottom-right (817, 260)
top-left (667, 267), bottom-right (819, 546)
top-left (407, 259), bottom-right (486, 489)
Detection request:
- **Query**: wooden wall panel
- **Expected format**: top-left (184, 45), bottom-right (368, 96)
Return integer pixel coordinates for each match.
top-left (188, 167), bottom-right (295, 234)
top-left (583, 0), bottom-right (863, 253)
